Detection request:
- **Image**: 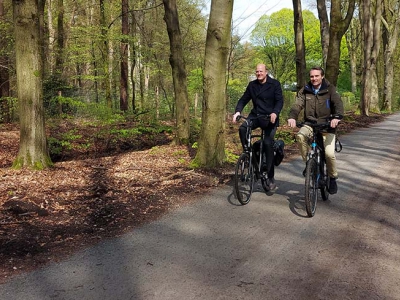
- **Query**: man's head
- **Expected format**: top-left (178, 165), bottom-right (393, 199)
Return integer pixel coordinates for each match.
top-left (255, 64), bottom-right (268, 83)
top-left (309, 67), bottom-right (324, 89)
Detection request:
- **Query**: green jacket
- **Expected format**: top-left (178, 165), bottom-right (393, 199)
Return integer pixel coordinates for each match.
top-left (289, 78), bottom-right (344, 132)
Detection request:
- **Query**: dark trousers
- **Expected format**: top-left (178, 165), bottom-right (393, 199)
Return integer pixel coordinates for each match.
top-left (239, 121), bottom-right (277, 179)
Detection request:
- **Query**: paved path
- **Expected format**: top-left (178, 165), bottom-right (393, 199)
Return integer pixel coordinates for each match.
top-left (2, 114), bottom-right (400, 300)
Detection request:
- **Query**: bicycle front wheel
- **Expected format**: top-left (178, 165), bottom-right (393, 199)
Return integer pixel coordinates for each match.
top-left (234, 153), bottom-right (254, 205)
top-left (304, 158), bottom-right (318, 217)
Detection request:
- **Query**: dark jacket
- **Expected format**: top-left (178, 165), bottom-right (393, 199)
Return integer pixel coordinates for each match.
top-left (288, 78), bottom-right (344, 132)
top-left (235, 76), bottom-right (284, 127)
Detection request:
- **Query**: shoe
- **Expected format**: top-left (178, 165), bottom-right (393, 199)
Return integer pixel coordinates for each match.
top-left (328, 177), bottom-right (337, 194)
top-left (267, 178), bottom-right (277, 190)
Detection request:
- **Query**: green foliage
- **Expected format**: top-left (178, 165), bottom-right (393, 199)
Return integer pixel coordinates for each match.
top-left (47, 130), bottom-right (84, 158)
top-left (280, 91), bottom-right (296, 121)
top-left (43, 75), bottom-right (79, 117)
top-left (188, 68), bottom-right (203, 94)
top-left (341, 91), bottom-right (357, 111)
top-left (227, 78), bottom-right (247, 112)
top-left (250, 9), bottom-right (321, 86)
top-left (225, 149), bottom-right (239, 164)
top-left (275, 129), bottom-right (295, 146)
top-left (190, 117), bottom-right (202, 143)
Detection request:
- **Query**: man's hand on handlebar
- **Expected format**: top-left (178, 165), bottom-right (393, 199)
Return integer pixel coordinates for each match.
top-left (287, 118), bottom-right (296, 128)
top-left (232, 112), bottom-right (240, 123)
top-left (330, 118), bottom-right (341, 128)
top-left (270, 113), bottom-right (277, 124)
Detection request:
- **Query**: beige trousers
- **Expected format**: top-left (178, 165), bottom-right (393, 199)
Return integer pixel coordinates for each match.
top-left (296, 125), bottom-right (338, 178)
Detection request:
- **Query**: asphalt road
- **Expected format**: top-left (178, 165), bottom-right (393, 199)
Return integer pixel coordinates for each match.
top-left (2, 113), bottom-right (400, 300)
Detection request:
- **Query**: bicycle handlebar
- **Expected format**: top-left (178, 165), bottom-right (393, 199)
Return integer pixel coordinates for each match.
top-left (296, 114), bottom-right (342, 130)
top-left (236, 114), bottom-right (271, 123)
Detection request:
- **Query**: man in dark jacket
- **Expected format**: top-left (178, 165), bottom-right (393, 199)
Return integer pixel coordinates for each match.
top-left (232, 63), bottom-right (284, 190)
top-left (287, 66), bottom-right (344, 194)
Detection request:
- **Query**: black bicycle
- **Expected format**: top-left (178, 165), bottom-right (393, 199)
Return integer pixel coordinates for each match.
top-left (297, 120), bottom-right (334, 217)
top-left (233, 115), bottom-right (272, 205)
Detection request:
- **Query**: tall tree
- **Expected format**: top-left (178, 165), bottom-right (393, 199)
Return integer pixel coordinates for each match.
top-left (0, 0), bottom-right (10, 123)
top-left (345, 16), bottom-right (360, 94)
top-left (316, 0), bottom-right (329, 70)
top-left (292, 0), bottom-right (307, 90)
top-left (325, 0), bottom-right (356, 85)
top-left (162, 0), bottom-right (190, 144)
top-left (361, 0), bottom-right (383, 115)
top-left (100, 0), bottom-right (112, 108)
top-left (381, 0), bottom-right (400, 112)
top-left (12, 0), bottom-right (51, 169)
top-left (55, 0), bottom-right (64, 75)
top-left (120, 0), bottom-right (129, 111)
top-left (193, 0), bottom-right (233, 167)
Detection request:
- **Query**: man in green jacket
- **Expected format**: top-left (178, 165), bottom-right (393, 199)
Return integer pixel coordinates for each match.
top-left (287, 67), bottom-right (344, 194)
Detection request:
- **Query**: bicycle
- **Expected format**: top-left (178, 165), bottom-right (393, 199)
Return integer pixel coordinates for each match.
top-left (233, 114), bottom-right (273, 205)
top-left (297, 118), bottom-right (340, 217)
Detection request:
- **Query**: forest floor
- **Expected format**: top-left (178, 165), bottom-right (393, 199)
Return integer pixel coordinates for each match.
top-left (0, 112), bottom-right (387, 283)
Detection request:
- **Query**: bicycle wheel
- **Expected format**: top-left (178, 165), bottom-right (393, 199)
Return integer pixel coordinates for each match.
top-left (234, 153), bottom-right (254, 205)
top-left (304, 158), bottom-right (318, 217)
top-left (320, 161), bottom-right (330, 201)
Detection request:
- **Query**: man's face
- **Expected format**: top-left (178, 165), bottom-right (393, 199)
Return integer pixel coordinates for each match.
top-left (310, 70), bottom-right (323, 88)
top-left (256, 66), bottom-right (267, 83)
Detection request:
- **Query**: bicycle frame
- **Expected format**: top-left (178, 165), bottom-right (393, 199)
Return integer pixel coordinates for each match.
top-left (242, 116), bottom-right (269, 180)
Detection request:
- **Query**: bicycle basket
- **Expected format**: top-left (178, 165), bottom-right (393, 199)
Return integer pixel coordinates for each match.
top-left (273, 140), bottom-right (285, 166)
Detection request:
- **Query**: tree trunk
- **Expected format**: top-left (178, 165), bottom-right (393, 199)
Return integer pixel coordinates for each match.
top-left (12, 0), bottom-right (52, 169)
top-left (0, 0), bottom-right (11, 123)
top-left (193, 0), bottom-right (233, 167)
top-left (325, 0), bottom-right (356, 85)
top-left (316, 0), bottom-right (329, 70)
top-left (55, 0), bottom-right (64, 75)
top-left (361, 0), bottom-right (382, 116)
top-left (381, 1), bottom-right (400, 112)
top-left (292, 0), bottom-right (307, 90)
top-left (162, 0), bottom-right (190, 145)
top-left (120, 0), bottom-right (129, 111)
top-left (345, 18), bottom-right (359, 94)
top-left (100, 0), bottom-right (112, 108)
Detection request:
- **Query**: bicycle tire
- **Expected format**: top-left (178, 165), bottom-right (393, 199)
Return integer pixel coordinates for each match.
top-left (234, 153), bottom-right (254, 205)
top-left (304, 158), bottom-right (318, 217)
top-left (320, 161), bottom-right (330, 201)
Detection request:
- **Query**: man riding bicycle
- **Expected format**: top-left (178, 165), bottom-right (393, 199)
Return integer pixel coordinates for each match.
top-left (287, 66), bottom-right (344, 194)
top-left (232, 63), bottom-right (284, 190)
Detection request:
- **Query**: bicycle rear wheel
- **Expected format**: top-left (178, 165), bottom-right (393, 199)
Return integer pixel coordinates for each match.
top-left (234, 153), bottom-right (254, 205)
top-left (320, 161), bottom-right (330, 201)
top-left (304, 158), bottom-right (318, 217)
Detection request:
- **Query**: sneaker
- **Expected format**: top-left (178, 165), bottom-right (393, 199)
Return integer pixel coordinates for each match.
top-left (267, 178), bottom-right (277, 190)
top-left (328, 177), bottom-right (337, 194)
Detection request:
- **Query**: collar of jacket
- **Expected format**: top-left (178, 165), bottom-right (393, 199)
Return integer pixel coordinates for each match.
top-left (304, 78), bottom-right (330, 94)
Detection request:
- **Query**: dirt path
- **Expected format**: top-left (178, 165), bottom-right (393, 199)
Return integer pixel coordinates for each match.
top-left (1, 113), bottom-right (400, 299)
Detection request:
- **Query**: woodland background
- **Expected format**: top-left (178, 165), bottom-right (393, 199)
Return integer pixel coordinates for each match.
top-left (0, 0), bottom-right (399, 282)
